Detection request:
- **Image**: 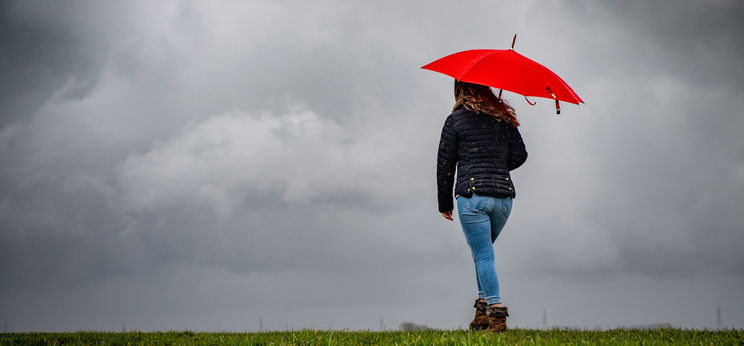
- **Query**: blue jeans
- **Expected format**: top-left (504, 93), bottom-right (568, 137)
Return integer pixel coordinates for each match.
top-left (456, 193), bottom-right (513, 305)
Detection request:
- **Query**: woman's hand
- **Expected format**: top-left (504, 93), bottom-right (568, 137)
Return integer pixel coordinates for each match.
top-left (441, 211), bottom-right (453, 221)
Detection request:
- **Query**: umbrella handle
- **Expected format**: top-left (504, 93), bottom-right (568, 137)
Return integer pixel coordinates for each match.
top-left (546, 86), bottom-right (561, 115)
top-left (524, 96), bottom-right (536, 106)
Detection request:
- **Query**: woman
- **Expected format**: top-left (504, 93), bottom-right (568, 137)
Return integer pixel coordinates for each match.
top-left (437, 81), bottom-right (528, 332)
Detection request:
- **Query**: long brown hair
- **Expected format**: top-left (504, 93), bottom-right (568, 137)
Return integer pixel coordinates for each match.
top-left (453, 81), bottom-right (519, 127)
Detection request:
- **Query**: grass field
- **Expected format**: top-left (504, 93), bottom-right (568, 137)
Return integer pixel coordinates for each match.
top-left (1, 329), bottom-right (742, 345)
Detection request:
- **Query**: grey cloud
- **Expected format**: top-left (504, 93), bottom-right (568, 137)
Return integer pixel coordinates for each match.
top-left (0, 1), bottom-right (139, 128)
top-left (1, 0), bottom-right (744, 331)
top-left (596, 0), bottom-right (744, 88)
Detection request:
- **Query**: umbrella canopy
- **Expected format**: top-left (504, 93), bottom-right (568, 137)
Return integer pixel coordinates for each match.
top-left (421, 48), bottom-right (583, 113)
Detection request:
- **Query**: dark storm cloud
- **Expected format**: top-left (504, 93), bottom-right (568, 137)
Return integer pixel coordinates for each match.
top-left (598, 0), bottom-right (744, 88)
top-left (1, 0), bottom-right (743, 331)
top-left (0, 1), bottom-right (137, 128)
top-left (564, 0), bottom-right (744, 278)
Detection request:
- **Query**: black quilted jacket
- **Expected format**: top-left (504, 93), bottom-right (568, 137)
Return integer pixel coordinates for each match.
top-left (437, 107), bottom-right (528, 213)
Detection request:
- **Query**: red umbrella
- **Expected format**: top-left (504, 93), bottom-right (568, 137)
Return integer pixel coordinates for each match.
top-left (421, 37), bottom-right (583, 114)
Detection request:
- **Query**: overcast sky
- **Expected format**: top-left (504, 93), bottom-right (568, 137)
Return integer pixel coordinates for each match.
top-left (1, 0), bottom-right (743, 332)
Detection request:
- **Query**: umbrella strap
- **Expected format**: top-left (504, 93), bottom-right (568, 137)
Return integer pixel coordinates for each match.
top-left (546, 87), bottom-right (561, 115)
top-left (524, 96), bottom-right (536, 106)
top-left (554, 99), bottom-right (561, 115)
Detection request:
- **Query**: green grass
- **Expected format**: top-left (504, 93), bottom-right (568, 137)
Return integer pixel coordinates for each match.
top-left (1, 329), bottom-right (742, 345)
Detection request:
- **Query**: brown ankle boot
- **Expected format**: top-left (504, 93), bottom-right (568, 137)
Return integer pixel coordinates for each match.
top-left (485, 305), bottom-right (509, 332)
top-left (469, 299), bottom-right (490, 330)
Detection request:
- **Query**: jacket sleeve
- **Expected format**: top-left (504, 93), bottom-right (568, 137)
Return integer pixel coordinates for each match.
top-left (437, 114), bottom-right (459, 213)
top-left (507, 126), bottom-right (528, 171)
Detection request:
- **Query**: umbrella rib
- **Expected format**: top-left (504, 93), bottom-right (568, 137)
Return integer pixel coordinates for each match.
top-left (454, 50), bottom-right (494, 80)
